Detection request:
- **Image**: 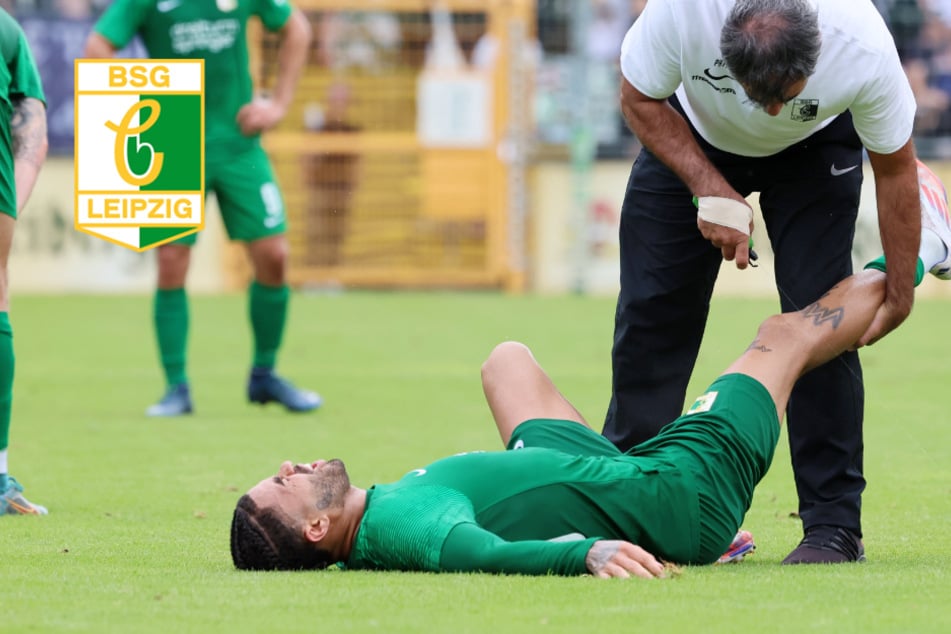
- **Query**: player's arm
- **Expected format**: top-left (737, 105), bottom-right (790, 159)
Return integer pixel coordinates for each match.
top-left (857, 140), bottom-right (920, 346)
top-left (439, 523), bottom-right (665, 578)
top-left (619, 80), bottom-right (732, 203)
top-left (620, 79), bottom-right (752, 268)
top-left (269, 8), bottom-right (311, 121)
top-left (236, 7), bottom-right (312, 135)
top-left (82, 33), bottom-right (119, 59)
top-left (6, 27), bottom-right (48, 213)
top-left (10, 96), bottom-right (47, 212)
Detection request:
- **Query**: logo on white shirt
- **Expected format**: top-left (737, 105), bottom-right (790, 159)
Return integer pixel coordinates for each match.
top-left (703, 67), bottom-right (732, 82)
top-left (791, 99), bottom-right (819, 122)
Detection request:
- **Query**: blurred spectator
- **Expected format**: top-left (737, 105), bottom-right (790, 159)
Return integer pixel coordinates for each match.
top-left (921, 1), bottom-right (951, 111)
top-left (54, 0), bottom-right (91, 19)
top-left (470, 27), bottom-right (543, 71)
top-left (587, 0), bottom-right (630, 62)
top-left (880, 0), bottom-right (951, 136)
top-left (316, 11), bottom-right (401, 73)
top-left (18, 0), bottom-right (143, 153)
top-left (8, 0), bottom-right (99, 16)
top-left (925, 0), bottom-right (951, 21)
top-left (302, 83), bottom-right (361, 267)
top-left (882, 0), bottom-right (926, 58)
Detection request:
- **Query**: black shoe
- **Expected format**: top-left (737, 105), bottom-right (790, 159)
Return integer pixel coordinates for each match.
top-left (782, 525), bottom-right (866, 565)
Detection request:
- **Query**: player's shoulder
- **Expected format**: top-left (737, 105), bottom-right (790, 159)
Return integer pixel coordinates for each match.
top-left (0, 8), bottom-right (24, 60)
top-left (97, 0), bottom-right (160, 20)
top-left (104, 0), bottom-right (159, 9)
top-left (0, 8), bottom-right (22, 36)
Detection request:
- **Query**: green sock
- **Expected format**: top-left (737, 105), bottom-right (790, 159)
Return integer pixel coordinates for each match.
top-left (154, 288), bottom-right (189, 386)
top-left (863, 256), bottom-right (926, 287)
top-left (249, 281), bottom-right (289, 369)
top-left (0, 313), bottom-right (14, 472)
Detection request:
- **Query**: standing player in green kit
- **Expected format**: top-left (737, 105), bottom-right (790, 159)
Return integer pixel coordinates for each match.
top-left (83, 0), bottom-right (321, 416)
top-left (0, 8), bottom-right (48, 514)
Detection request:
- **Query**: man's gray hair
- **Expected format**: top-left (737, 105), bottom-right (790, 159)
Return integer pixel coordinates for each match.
top-left (720, 0), bottom-right (821, 107)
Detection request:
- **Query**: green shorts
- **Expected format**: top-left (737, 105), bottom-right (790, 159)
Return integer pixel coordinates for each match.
top-left (507, 418), bottom-right (622, 457)
top-left (175, 143), bottom-right (286, 246)
top-left (508, 373), bottom-right (779, 564)
top-left (508, 418), bottom-right (700, 564)
top-left (629, 373), bottom-right (780, 563)
top-left (0, 166), bottom-right (13, 219)
top-left (0, 108), bottom-right (15, 219)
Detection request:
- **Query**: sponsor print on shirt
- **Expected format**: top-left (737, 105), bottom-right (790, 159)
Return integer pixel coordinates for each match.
top-left (170, 19), bottom-right (240, 55)
top-left (691, 59), bottom-right (737, 95)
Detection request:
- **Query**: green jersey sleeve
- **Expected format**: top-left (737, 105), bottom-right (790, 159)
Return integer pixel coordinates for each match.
top-left (94, 0), bottom-right (154, 50)
top-left (440, 523), bottom-right (596, 576)
top-left (252, 0), bottom-right (293, 32)
top-left (9, 26), bottom-right (44, 103)
top-left (348, 484), bottom-right (478, 572)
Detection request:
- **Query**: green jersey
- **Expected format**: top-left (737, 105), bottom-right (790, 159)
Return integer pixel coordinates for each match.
top-left (348, 447), bottom-right (699, 575)
top-left (0, 9), bottom-right (44, 216)
top-left (93, 0), bottom-right (292, 155)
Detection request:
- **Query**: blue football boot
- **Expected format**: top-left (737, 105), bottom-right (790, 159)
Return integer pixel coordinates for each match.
top-left (1, 476), bottom-right (48, 515)
top-left (145, 383), bottom-right (194, 417)
top-left (247, 368), bottom-right (322, 412)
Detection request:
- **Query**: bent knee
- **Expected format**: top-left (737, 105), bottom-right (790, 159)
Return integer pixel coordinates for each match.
top-left (482, 341), bottom-right (532, 381)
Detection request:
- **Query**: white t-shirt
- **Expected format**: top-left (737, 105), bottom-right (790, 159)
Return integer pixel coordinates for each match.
top-left (619, 0), bottom-right (916, 157)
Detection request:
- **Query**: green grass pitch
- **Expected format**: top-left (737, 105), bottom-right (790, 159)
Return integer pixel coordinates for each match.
top-left (1, 291), bottom-right (948, 633)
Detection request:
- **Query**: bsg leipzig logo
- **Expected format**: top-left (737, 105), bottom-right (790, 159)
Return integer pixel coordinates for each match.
top-left (74, 60), bottom-right (204, 251)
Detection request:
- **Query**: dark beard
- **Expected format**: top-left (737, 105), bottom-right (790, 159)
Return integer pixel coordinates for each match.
top-left (313, 459), bottom-right (350, 510)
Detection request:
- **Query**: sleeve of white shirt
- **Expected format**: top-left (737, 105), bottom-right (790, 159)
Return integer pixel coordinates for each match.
top-left (850, 33), bottom-right (916, 155)
top-left (619, 0), bottom-right (683, 99)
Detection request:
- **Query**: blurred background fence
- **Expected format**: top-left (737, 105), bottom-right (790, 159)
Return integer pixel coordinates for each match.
top-left (8, 0), bottom-right (951, 295)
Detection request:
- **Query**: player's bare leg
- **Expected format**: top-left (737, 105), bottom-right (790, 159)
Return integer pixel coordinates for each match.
top-left (481, 342), bottom-right (589, 446)
top-left (725, 269), bottom-right (888, 422)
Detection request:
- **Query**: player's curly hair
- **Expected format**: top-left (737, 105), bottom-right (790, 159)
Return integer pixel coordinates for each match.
top-left (720, 0), bottom-right (821, 108)
top-left (230, 494), bottom-right (335, 571)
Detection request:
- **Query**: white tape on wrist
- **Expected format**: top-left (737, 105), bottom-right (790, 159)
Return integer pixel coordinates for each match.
top-left (697, 197), bottom-right (752, 235)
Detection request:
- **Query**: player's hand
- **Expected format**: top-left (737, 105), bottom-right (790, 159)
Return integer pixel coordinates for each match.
top-left (236, 97), bottom-right (287, 136)
top-left (697, 213), bottom-right (753, 269)
top-left (585, 540), bottom-right (666, 579)
top-left (854, 292), bottom-right (913, 348)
